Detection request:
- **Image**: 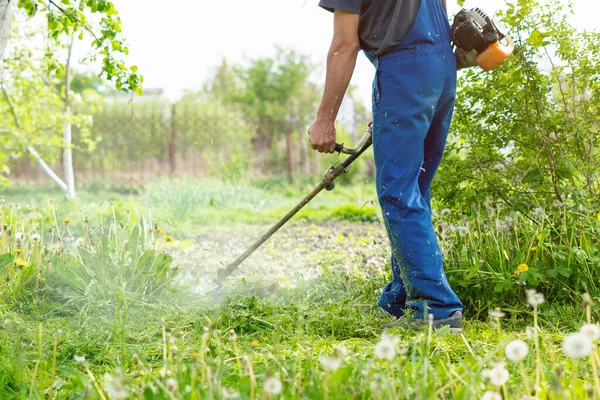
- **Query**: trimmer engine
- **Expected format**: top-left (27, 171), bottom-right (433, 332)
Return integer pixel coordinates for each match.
top-left (452, 8), bottom-right (509, 70)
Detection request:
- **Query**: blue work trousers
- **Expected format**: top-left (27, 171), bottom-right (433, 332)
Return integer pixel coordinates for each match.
top-left (368, 0), bottom-right (464, 319)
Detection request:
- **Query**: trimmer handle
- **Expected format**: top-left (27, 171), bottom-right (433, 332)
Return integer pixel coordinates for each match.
top-left (335, 143), bottom-right (353, 155)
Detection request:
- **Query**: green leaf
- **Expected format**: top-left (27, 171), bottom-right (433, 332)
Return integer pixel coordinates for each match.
top-left (0, 254), bottom-right (15, 270)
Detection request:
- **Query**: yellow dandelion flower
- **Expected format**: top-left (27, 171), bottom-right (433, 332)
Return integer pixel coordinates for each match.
top-left (165, 235), bottom-right (173, 243)
top-left (63, 218), bottom-right (71, 224)
top-left (15, 257), bottom-right (29, 268)
top-left (530, 247), bottom-right (537, 252)
top-left (14, 248), bottom-right (23, 254)
top-left (517, 263), bottom-right (529, 272)
top-left (250, 339), bottom-right (260, 347)
top-left (155, 227), bottom-right (163, 235)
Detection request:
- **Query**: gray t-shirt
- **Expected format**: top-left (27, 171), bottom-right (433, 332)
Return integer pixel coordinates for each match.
top-left (319, 0), bottom-right (447, 56)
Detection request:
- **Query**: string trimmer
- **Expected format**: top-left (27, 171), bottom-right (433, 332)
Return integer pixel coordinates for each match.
top-left (215, 123), bottom-right (373, 282)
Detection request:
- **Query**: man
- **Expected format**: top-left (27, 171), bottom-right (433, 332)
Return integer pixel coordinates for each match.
top-left (308, 0), bottom-right (464, 331)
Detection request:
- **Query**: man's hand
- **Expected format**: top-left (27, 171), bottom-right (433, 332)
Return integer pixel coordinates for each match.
top-left (308, 118), bottom-right (336, 153)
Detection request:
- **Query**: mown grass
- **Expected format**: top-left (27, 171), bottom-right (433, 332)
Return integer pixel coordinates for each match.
top-left (1, 179), bottom-right (600, 399)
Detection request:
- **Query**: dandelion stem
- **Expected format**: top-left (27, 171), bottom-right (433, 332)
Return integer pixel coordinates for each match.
top-left (48, 330), bottom-right (60, 400)
top-left (590, 345), bottom-right (600, 399)
top-left (245, 356), bottom-right (256, 400)
top-left (84, 364), bottom-right (107, 400)
top-left (533, 304), bottom-right (542, 391)
top-left (519, 360), bottom-right (532, 396)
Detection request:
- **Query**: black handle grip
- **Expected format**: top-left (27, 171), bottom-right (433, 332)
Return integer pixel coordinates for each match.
top-left (335, 143), bottom-right (344, 153)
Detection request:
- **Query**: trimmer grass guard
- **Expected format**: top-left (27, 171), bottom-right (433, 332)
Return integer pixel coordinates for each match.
top-left (216, 123), bottom-right (373, 283)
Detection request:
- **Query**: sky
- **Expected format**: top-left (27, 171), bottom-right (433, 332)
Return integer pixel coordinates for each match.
top-left (94, 0), bottom-right (599, 105)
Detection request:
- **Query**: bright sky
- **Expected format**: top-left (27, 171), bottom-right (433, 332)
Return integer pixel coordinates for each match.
top-left (103, 0), bottom-right (598, 105)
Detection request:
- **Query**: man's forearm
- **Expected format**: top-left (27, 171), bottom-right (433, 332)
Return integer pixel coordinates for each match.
top-left (317, 42), bottom-right (360, 122)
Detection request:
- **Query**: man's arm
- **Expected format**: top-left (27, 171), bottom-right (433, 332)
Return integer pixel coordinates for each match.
top-left (308, 10), bottom-right (360, 153)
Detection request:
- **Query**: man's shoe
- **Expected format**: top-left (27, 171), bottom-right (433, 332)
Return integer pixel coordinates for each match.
top-left (381, 311), bottom-right (463, 333)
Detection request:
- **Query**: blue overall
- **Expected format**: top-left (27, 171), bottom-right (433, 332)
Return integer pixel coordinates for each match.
top-left (366, 0), bottom-right (463, 319)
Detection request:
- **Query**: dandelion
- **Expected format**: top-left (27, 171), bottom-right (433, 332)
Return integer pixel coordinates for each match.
top-left (530, 247), bottom-right (537, 252)
top-left (483, 363), bottom-right (510, 387)
top-left (579, 324), bottom-right (600, 341)
top-left (333, 344), bottom-right (348, 357)
top-left (517, 263), bottom-right (529, 272)
top-left (505, 340), bottom-right (529, 362)
top-left (514, 271), bottom-right (520, 277)
top-left (250, 339), bottom-right (260, 347)
top-left (14, 249), bottom-right (23, 254)
top-left (527, 290), bottom-right (545, 307)
top-left (15, 232), bottom-right (23, 240)
top-left (582, 293), bottom-right (596, 307)
top-left (75, 237), bottom-right (85, 247)
top-left (221, 387), bottom-right (241, 399)
top-left (562, 332), bottom-right (593, 359)
top-left (31, 234), bottom-right (41, 242)
top-left (374, 334), bottom-right (400, 360)
top-left (154, 226), bottom-right (163, 235)
top-left (103, 371), bottom-right (128, 399)
top-left (369, 381), bottom-right (380, 393)
top-left (165, 377), bottom-right (178, 391)
top-left (441, 208), bottom-right (451, 216)
top-left (489, 308), bottom-right (506, 321)
top-left (263, 376), bottom-right (282, 395)
top-left (74, 355), bottom-right (86, 364)
top-left (228, 329), bottom-right (238, 341)
top-left (14, 258), bottom-right (29, 268)
top-left (165, 235), bottom-right (173, 243)
top-left (319, 354), bottom-right (343, 372)
top-left (481, 391), bottom-right (502, 400)
top-left (63, 218), bottom-right (71, 224)
top-left (525, 327), bottom-right (535, 339)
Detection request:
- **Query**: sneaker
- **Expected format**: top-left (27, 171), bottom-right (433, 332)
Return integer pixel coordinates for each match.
top-left (381, 311), bottom-right (463, 333)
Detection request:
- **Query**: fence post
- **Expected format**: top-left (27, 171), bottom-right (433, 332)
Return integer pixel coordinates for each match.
top-left (169, 103), bottom-right (177, 176)
top-left (286, 126), bottom-right (294, 181)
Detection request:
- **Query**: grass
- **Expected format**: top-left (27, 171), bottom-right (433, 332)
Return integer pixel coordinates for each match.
top-left (1, 179), bottom-right (600, 399)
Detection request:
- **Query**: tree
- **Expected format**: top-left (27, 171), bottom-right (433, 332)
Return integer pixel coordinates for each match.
top-left (0, 0), bottom-right (16, 68)
top-left (0, 1), bottom-right (141, 194)
top-left (204, 47), bottom-right (320, 178)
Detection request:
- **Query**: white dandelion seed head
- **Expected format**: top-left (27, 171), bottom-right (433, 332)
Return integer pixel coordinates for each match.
top-left (15, 232), bottom-right (23, 240)
top-left (486, 364), bottom-right (510, 387)
top-left (580, 324), bottom-right (600, 341)
top-left (505, 340), bottom-right (529, 362)
top-left (229, 329), bottom-right (237, 341)
top-left (165, 377), bottom-right (178, 390)
top-left (441, 208), bottom-right (451, 216)
top-left (369, 381), bottom-right (380, 392)
top-left (319, 354), bottom-right (343, 372)
top-left (75, 237), bottom-right (85, 247)
top-left (533, 207), bottom-right (545, 219)
top-left (526, 290), bottom-right (545, 307)
top-left (263, 376), bottom-right (283, 395)
top-left (563, 332), bottom-right (593, 359)
top-left (74, 355), bottom-right (85, 364)
top-left (481, 391), bottom-right (502, 400)
top-left (489, 308), bottom-right (506, 321)
top-left (221, 387), bottom-right (241, 399)
top-left (374, 334), bottom-right (400, 360)
top-left (184, 385), bottom-right (192, 393)
top-left (333, 344), bottom-right (348, 357)
top-left (103, 373), bottom-right (128, 399)
top-left (456, 226), bottom-right (469, 237)
top-left (525, 327), bottom-right (536, 339)
top-left (31, 233), bottom-right (41, 242)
